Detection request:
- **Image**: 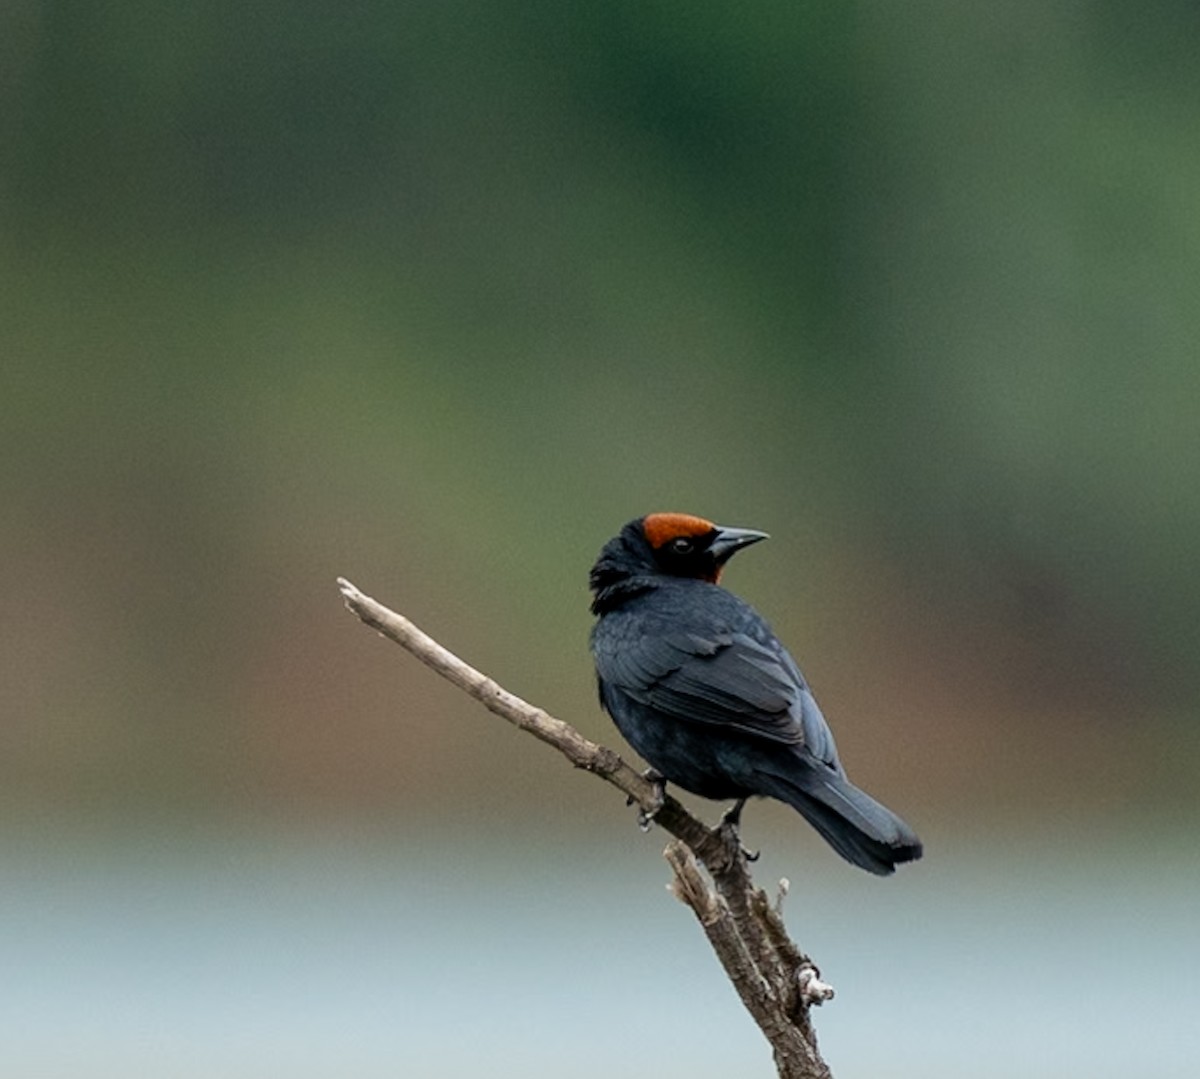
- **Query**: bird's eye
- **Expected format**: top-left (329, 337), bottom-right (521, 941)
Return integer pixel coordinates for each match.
top-left (669, 537), bottom-right (695, 554)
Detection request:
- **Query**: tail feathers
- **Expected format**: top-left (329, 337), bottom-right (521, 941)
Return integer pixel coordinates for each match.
top-left (758, 768), bottom-right (923, 876)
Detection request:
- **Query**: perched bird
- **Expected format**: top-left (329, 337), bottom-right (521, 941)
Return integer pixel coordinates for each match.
top-left (589, 512), bottom-right (922, 875)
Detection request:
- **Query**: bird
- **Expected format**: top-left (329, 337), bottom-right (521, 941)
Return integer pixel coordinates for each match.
top-left (589, 512), bottom-right (923, 875)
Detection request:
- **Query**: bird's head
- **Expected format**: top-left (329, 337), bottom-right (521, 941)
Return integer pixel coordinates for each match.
top-left (638, 513), bottom-right (769, 582)
top-left (590, 512), bottom-right (768, 610)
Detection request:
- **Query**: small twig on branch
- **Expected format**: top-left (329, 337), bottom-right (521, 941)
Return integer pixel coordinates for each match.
top-left (338, 577), bottom-right (834, 1079)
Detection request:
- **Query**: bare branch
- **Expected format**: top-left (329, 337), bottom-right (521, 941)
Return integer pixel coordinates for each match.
top-left (338, 577), bottom-right (835, 1078)
top-left (665, 840), bottom-right (785, 1039)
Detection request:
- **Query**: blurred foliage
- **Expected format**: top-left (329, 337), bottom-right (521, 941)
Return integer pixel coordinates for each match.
top-left (2, 0), bottom-right (1198, 826)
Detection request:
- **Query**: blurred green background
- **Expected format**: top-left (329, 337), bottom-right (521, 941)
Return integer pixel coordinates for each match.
top-left (3, 2), bottom-right (1198, 1076)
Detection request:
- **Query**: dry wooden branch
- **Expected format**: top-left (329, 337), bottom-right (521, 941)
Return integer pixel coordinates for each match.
top-left (338, 577), bottom-right (834, 1078)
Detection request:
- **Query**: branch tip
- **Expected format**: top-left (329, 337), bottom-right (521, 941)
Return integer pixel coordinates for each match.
top-left (798, 967), bottom-right (835, 1006)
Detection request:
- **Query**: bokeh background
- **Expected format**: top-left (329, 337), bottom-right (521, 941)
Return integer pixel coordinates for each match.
top-left (3, 2), bottom-right (1198, 1076)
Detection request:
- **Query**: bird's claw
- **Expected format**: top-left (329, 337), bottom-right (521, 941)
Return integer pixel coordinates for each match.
top-left (633, 769), bottom-right (666, 832)
top-left (718, 798), bottom-right (758, 861)
top-left (720, 797), bottom-right (747, 830)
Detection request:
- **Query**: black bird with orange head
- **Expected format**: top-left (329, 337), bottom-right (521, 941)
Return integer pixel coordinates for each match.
top-left (589, 513), bottom-right (923, 875)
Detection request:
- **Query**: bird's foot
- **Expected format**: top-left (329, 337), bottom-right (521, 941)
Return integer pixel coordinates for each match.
top-left (629, 768), bottom-right (666, 832)
top-left (718, 798), bottom-right (759, 861)
top-left (721, 796), bottom-right (747, 829)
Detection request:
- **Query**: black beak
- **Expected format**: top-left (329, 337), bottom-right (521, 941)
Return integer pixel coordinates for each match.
top-left (710, 525), bottom-right (769, 563)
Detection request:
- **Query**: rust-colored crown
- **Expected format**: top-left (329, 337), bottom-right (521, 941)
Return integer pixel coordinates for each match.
top-left (641, 512), bottom-right (716, 549)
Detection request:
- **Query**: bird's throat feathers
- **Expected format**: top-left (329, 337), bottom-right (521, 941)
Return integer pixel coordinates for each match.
top-left (588, 534), bottom-right (657, 614)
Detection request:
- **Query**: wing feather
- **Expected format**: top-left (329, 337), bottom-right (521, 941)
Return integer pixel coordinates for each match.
top-left (595, 622), bottom-right (811, 746)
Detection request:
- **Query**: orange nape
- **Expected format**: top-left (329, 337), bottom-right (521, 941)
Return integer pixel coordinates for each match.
top-left (642, 512), bottom-right (717, 549)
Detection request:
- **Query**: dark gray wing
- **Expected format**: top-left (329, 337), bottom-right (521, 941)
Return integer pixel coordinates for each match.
top-left (595, 622), bottom-right (841, 764)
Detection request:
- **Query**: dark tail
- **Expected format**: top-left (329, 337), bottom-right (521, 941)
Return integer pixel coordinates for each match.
top-left (758, 767), bottom-right (923, 876)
